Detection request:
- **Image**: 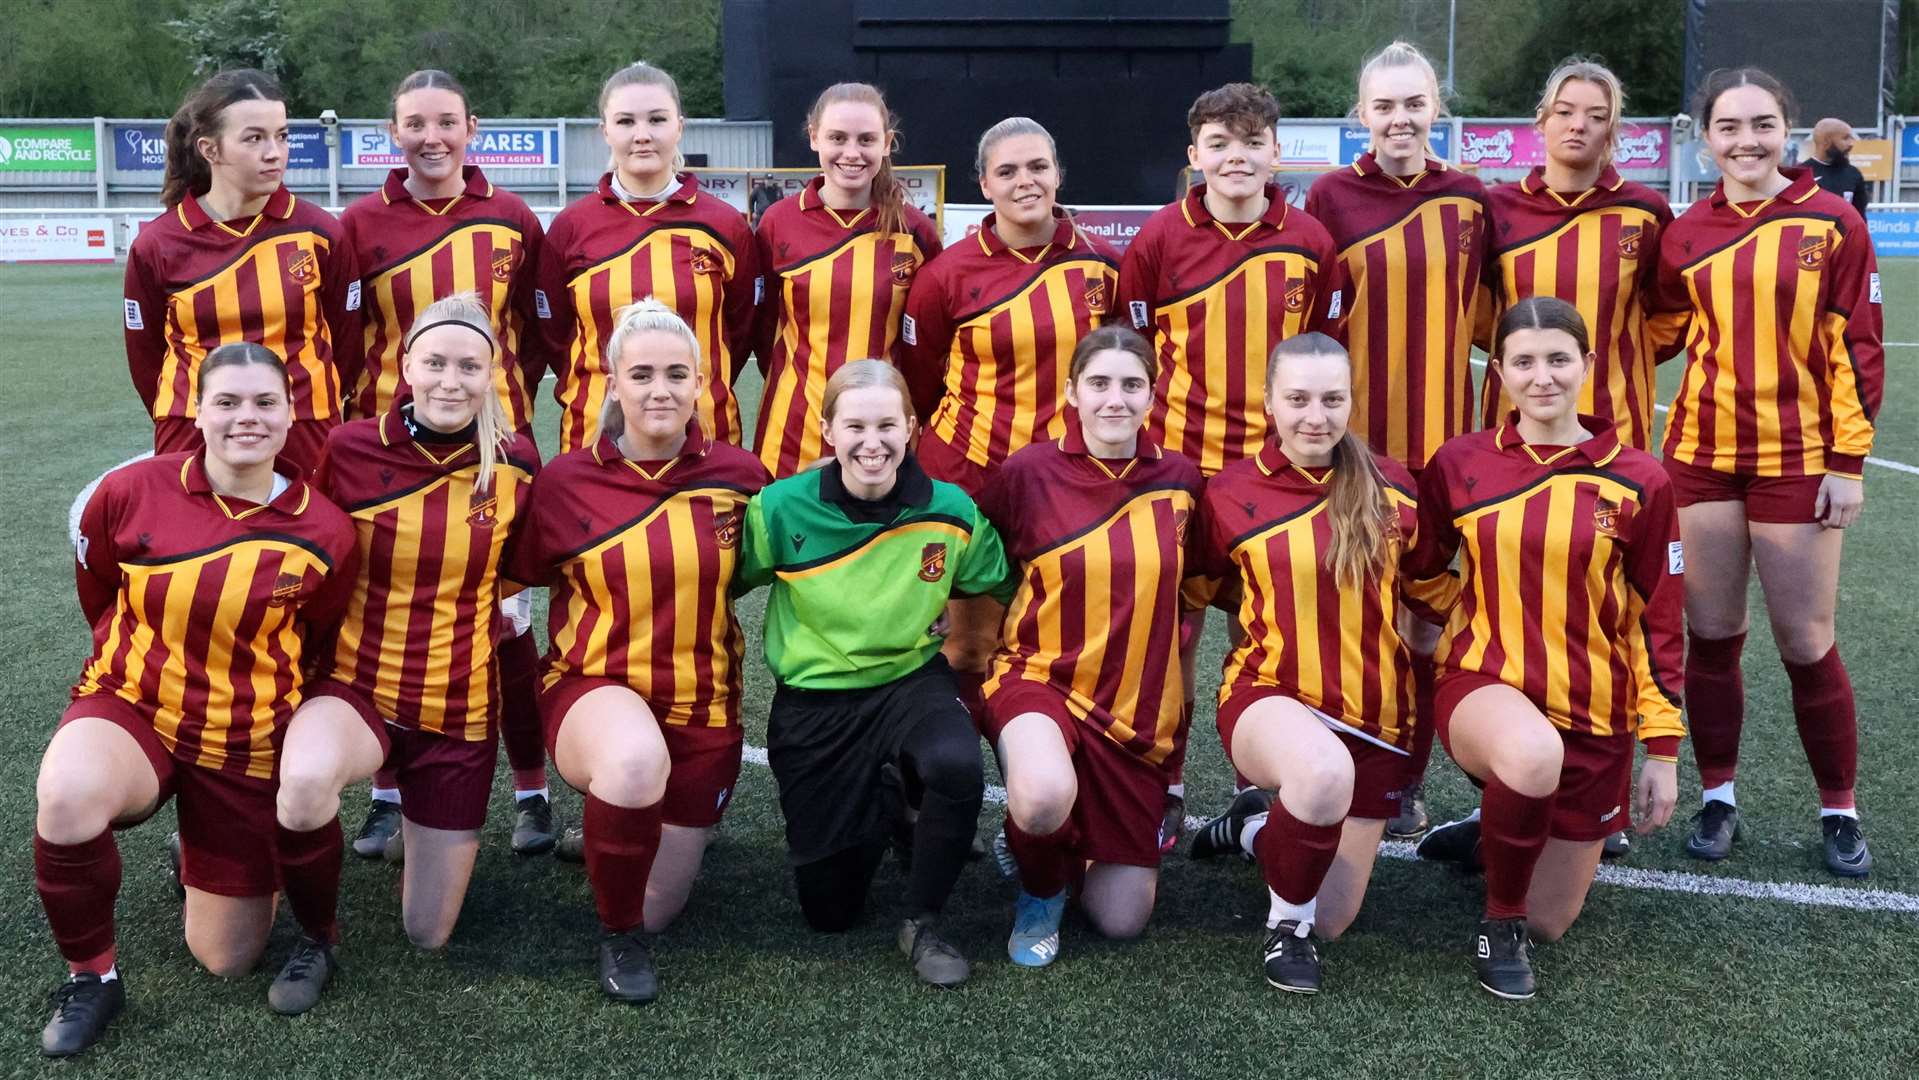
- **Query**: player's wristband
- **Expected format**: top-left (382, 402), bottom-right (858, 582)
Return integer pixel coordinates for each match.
top-left (1645, 754), bottom-right (1680, 765)
top-left (1641, 735), bottom-right (1681, 760)
top-left (1825, 453), bottom-right (1865, 479)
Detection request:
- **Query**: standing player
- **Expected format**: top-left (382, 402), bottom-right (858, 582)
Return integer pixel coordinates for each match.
top-left (338, 68), bottom-right (555, 862)
top-left (537, 60), bottom-right (759, 455)
top-left (1409, 298), bottom-right (1684, 999)
top-left (753, 82), bottom-right (942, 477)
top-left (1478, 60), bottom-right (1674, 451)
top-left (739, 361), bottom-right (1013, 987)
top-left (899, 116), bottom-right (1119, 734)
top-left (259, 295), bottom-right (541, 1016)
top-left (510, 300), bottom-right (769, 1003)
top-left (1119, 81), bottom-right (1345, 477)
top-left (125, 69), bottom-right (361, 477)
top-left (1653, 69), bottom-right (1883, 876)
top-left (980, 325), bottom-right (1201, 967)
top-left (1305, 41), bottom-right (1490, 838)
top-left (36, 345), bottom-right (356, 1056)
top-left (1185, 334), bottom-right (1428, 994)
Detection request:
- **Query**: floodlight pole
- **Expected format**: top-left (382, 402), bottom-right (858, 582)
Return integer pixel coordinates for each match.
top-left (1444, 0), bottom-right (1457, 94)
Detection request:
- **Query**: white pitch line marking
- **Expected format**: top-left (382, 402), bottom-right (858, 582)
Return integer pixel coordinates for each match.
top-left (1468, 359), bottom-right (1919, 476)
top-left (741, 744), bottom-right (1919, 915)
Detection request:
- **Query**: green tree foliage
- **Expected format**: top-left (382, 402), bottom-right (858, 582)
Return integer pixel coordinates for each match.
top-left (0, 0), bottom-right (196, 116)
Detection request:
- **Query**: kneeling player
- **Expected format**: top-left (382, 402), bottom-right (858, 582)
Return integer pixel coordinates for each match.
top-left (978, 326), bottom-right (1201, 966)
top-left (510, 299), bottom-right (768, 1004)
top-left (1409, 298), bottom-right (1683, 1000)
top-left (36, 345), bottom-right (356, 1056)
top-left (1186, 333), bottom-right (1430, 994)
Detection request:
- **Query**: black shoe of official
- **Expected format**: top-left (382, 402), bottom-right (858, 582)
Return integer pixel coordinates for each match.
top-left (1262, 920), bottom-right (1322, 994)
top-left (555, 824), bottom-right (585, 864)
top-left (511, 794), bottom-right (557, 855)
top-left (1601, 830), bottom-right (1631, 859)
top-left (1822, 815), bottom-right (1872, 878)
top-left (352, 799), bottom-right (401, 859)
top-left (1684, 799), bottom-right (1741, 861)
top-left (1384, 780), bottom-right (1430, 840)
top-left (1159, 792), bottom-right (1186, 855)
top-left (598, 932), bottom-right (659, 1004)
top-left (1472, 917), bottom-right (1536, 1001)
top-left (1416, 813), bottom-right (1483, 873)
top-left (268, 936), bottom-right (336, 1016)
top-left (1189, 787), bottom-right (1272, 862)
top-left (167, 831), bottom-right (185, 901)
top-left (40, 972), bottom-right (124, 1057)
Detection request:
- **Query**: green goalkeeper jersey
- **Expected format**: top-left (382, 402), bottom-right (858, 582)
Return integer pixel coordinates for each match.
top-left (738, 456), bottom-right (1014, 690)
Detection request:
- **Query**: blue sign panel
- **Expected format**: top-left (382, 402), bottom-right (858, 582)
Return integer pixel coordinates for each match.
top-left (113, 123), bottom-right (328, 170)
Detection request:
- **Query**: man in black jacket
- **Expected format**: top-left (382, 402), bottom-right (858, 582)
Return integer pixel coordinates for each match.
top-left (1806, 118), bottom-right (1870, 214)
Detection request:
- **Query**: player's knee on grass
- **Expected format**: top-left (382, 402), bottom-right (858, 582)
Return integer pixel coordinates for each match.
top-left (185, 901), bottom-right (271, 978)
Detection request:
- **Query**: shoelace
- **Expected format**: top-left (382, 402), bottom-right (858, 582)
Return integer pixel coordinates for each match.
top-left (49, 979), bottom-right (100, 1018)
top-left (282, 941), bottom-right (328, 981)
top-left (912, 928), bottom-right (960, 962)
top-left (1830, 817), bottom-right (1864, 848)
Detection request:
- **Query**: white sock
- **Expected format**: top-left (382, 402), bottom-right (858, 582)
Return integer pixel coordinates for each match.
top-left (1819, 806), bottom-right (1860, 820)
top-left (1702, 781), bottom-right (1736, 806)
top-left (93, 965), bottom-right (119, 983)
top-left (371, 787), bottom-right (401, 804)
top-left (1266, 888), bottom-right (1316, 930)
top-left (1239, 811), bottom-right (1268, 856)
top-left (1166, 782), bottom-right (1185, 800)
top-left (515, 787), bottom-right (550, 803)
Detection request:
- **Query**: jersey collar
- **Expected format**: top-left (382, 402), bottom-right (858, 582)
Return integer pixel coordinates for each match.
top-left (378, 402), bottom-right (479, 465)
top-left (1351, 150), bottom-right (1448, 188)
top-left (974, 209), bottom-right (1078, 260)
top-left (799, 174), bottom-right (875, 228)
top-left (381, 165), bottom-right (493, 208)
top-left (1709, 164), bottom-right (1819, 214)
top-left (1179, 182), bottom-right (1289, 236)
top-left (1518, 164), bottom-right (1624, 205)
top-left (1061, 412), bottom-right (1162, 458)
top-left (597, 171), bottom-right (700, 211)
top-left (177, 185), bottom-right (296, 233)
top-left (180, 450), bottom-right (310, 518)
top-left (1493, 410), bottom-right (1623, 467)
top-left (820, 452), bottom-right (933, 512)
top-left (1254, 440), bottom-right (1336, 485)
top-left (590, 416), bottom-right (709, 478)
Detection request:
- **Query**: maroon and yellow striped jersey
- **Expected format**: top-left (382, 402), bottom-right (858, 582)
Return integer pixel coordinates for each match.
top-left (314, 407), bottom-right (539, 741)
top-left (977, 422), bottom-right (1203, 765)
top-left (1408, 415), bottom-right (1685, 748)
top-left (899, 212), bottom-right (1121, 469)
top-left (72, 452), bottom-right (357, 778)
top-left (1477, 166), bottom-right (1673, 448)
top-left (1305, 155), bottom-right (1489, 469)
top-left (1193, 442), bottom-right (1423, 750)
top-left (752, 176), bottom-right (943, 477)
top-left (125, 186), bottom-right (362, 424)
top-left (1651, 167), bottom-right (1884, 478)
top-left (534, 173), bottom-right (759, 453)
top-left (507, 421), bottom-right (771, 727)
top-left (339, 167), bottom-right (547, 431)
top-left (1117, 183), bottom-right (1347, 476)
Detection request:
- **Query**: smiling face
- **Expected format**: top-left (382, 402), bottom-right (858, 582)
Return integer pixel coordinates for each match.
top-left (1265, 349), bottom-right (1352, 467)
top-left (610, 328), bottom-right (701, 444)
top-left (823, 384), bottom-right (914, 498)
top-left (200, 98), bottom-right (288, 203)
top-left (810, 100), bottom-right (888, 204)
top-left (1706, 84), bottom-right (1788, 191)
top-left (1065, 348), bottom-right (1153, 453)
top-left (195, 361), bottom-right (290, 469)
top-left (1188, 121), bottom-right (1275, 203)
top-left (402, 323), bottom-right (493, 433)
top-left (1541, 77), bottom-right (1613, 172)
top-left (1494, 326), bottom-right (1592, 425)
top-left (1362, 64), bottom-right (1436, 171)
top-left (979, 132), bottom-right (1059, 233)
top-left (391, 86), bottom-right (475, 186)
top-left (602, 82), bottom-right (683, 190)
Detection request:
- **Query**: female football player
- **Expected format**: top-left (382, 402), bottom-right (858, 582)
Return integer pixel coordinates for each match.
top-left (1652, 68), bottom-right (1882, 877)
top-left (36, 344), bottom-right (356, 1056)
top-left (980, 325), bottom-right (1201, 967)
top-left (739, 360), bottom-right (1013, 988)
top-left (752, 81), bottom-right (942, 477)
top-left (1410, 297), bottom-right (1684, 999)
top-left (125, 69), bottom-right (360, 476)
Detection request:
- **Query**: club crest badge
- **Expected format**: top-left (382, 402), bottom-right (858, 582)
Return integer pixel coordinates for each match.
top-left (891, 252), bottom-right (918, 286)
top-left (492, 250), bottom-right (516, 282)
top-left (467, 494), bottom-right (498, 528)
top-left (1284, 278), bottom-right (1307, 312)
top-left (1617, 224), bottom-right (1643, 259)
top-left (1593, 496), bottom-right (1621, 538)
top-left (1798, 234), bottom-right (1829, 272)
top-left (690, 247), bottom-right (719, 276)
top-left (1084, 278), bottom-right (1109, 317)
top-left (713, 509), bottom-right (741, 549)
top-left (268, 571), bottom-right (304, 607)
top-left (284, 248), bottom-right (316, 285)
top-left (919, 542), bottom-right (947, 582)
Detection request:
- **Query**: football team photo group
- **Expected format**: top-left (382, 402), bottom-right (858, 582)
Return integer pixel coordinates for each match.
top-left (11, 16), bottom-right (1900, 1069)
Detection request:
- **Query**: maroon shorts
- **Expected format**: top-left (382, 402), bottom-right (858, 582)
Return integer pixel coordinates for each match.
top-left (1214, 684), bottom-right (1410, 820)
top-left (61, 693), bottom-right (278, 897)
top-left (540, 675), bottom-right (744, 828)
top-left (1433, 671), bottom-right (1634, 842)
top-left (915, 433), bottom-right (996, 499)
top-left (154, 416), bottom-right (338, 479)
top-left (1664, 458), bottom-right (1825, 525)
top-left (314, 679), bottom-right (494, 831)
top-left (983, 680), bottom-right (1167, 868)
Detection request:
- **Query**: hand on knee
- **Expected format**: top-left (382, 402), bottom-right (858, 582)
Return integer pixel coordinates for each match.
top-left (275, 769), bottom-right (343, 833)
top-left (593, 750), bottom-right (669, 808)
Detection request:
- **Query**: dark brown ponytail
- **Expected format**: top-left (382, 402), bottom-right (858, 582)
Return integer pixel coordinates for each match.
top-left (806, 82), bottom-right (908, 237)
top-left (160, 69), bottom-right (284, 207)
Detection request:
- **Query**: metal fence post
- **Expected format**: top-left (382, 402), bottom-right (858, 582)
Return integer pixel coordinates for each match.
top-left (94, 116), bottom-right (107, 207)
